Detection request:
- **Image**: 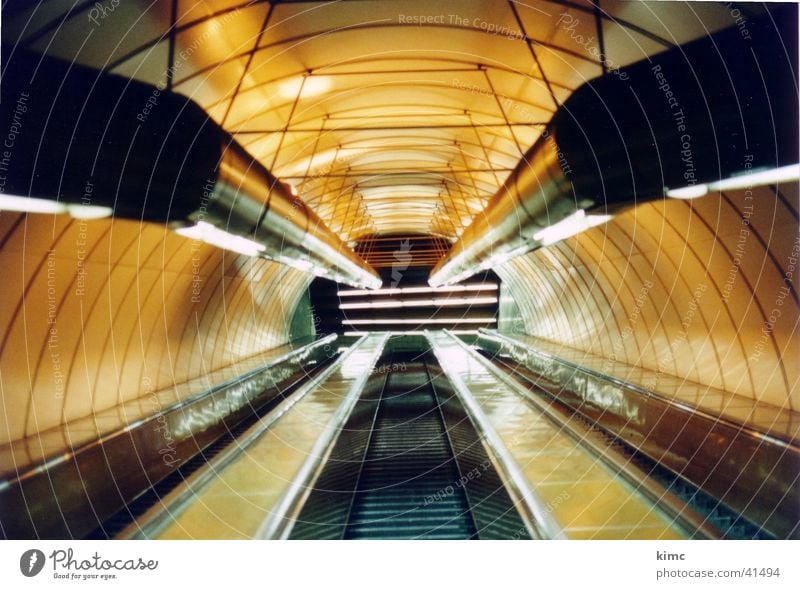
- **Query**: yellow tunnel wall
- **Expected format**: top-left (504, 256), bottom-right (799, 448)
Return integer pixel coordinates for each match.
top-left (0, 212), bottom-right (311, 446)
top-left (495, 185), bottom-right (799, 410)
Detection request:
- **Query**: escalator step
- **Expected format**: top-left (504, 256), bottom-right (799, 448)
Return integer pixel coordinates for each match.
top-left (343, 365), bottom-right (477, 540)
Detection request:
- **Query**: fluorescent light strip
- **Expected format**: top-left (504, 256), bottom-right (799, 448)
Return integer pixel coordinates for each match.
top-left (275, 255), bottom-right (314, 272)
top-left (0, 194), bottom-right (67, 214)
top-left (339, 296), bottom-right (498, 310)
top-left (344, 330), bottom-right (479, 337)
top-left (0, 194), bottom-right (113, 218)
top-left (175, 221), bottom-right (266, 257)
top-left (337, 284), bottom-right (498, 297)
top-left (343, 318), bottom-right (496, 325)
top-left (708, 163), bottom-right (799, 191)
top-left (68, 204), bottom-right (114, 219)
top-left (533, 210), bottom-right (613, 246)
top-left (666, 184), bottom-right (708, 199)
top-left (666, 164), bottom-right (800, 200)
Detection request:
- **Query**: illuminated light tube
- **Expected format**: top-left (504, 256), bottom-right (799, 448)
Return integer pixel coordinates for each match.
top-left (0, 194), bottom-right (113, 219)
top-left (67, 204), bottom-right (114, 219)
top-left (278, 75), bottom-right (331, 99)
top-left (175, 221), bottom-right (266, 256)
top-left (532, 210), bottom-right (613, 246)
top-left (666, 164), bottom-right (800, 199)
top-left (0, 194), bottom-right (67, 214)
top-left (343, 318), bottom-right (497, 325)
top-left (337, 284), bottom-right (498, 297)
top-left (486, 244), bottom-right (537, 267)
top-left (275, 255), bottom-right (314, 272)
top-left (339, 296), bottom-right (498, 310)
top-left (344, 330), bottom-right (479, 337)
top-left (665, 185), bottom-right (708, 200)
top-left (708, 164), bottom-right (800, 191)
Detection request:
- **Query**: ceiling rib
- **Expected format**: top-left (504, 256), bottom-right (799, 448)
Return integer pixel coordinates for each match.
top-left (220, 3), bottom-right (275, 126)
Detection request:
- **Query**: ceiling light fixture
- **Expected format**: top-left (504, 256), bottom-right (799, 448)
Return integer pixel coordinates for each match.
top-left (278, 75), bottom-right (331, 99)
top-left (339, 296), bottom-right (498, 310)
top-left (343, 318), bottom-right (496, 325)
top-left (337, 284), bottom-right (498, 297)
top-left (533, 210), bottom-right (613, 246)
top-left (709, 164), bottom-right (799, 191)
top-left (665, 185), bottom-right (709, 200)
top-left (0, 194), bottom-right (113, 219)
top-left (344, 330), bottom-right (479, 337)
top-left (174, 221), bottom-right (266, 256)
top-left (666, 164), bottom-right (799, 199)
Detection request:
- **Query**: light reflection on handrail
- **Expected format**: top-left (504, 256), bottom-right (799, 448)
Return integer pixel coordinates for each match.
top-left (477, 328), bottom-right (796, 450)
top-left (426, 330), bottom-right (567, 540)
top-left (120, 333), bottom-right (374, 539)
top-left (449, 330), bottom-right (721, 540)
top-left (256, 332), bottom-right (390, 539)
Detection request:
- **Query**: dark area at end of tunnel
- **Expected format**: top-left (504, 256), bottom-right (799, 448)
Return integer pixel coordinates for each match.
top-left (309, 235), bottom-right (502, 336)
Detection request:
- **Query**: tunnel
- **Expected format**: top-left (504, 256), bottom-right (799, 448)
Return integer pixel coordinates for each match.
top-left (0, 0), bottom-right (798, 542)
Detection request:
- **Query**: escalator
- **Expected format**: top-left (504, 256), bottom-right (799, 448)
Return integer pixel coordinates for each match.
top-left (344, 364), bottom-right (477, 539)
top-left (95, 337), bottom-right (776, 540)
top-left (290, 352), bottom-right (529, 540)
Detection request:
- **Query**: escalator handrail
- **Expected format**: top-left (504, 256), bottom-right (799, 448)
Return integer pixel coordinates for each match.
top-left (452, 331), bottom-right (723, 539)
top-left (477, 328), bottom-right (797, 450)
top-left (256, 332), bottom-right (391, 539)
top-left (119, 333), bottom-right (374, 539)
top-left (426, 330), bottom-right (567, 540)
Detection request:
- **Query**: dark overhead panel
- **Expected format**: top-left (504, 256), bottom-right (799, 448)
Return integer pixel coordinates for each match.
top-left (0, 49), bottom-right (380, 289)
top-left (430, 8), bottom-right (799, 286)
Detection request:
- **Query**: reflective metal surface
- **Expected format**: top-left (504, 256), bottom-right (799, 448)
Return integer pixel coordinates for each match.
top-left (201, 140), bottom-right (382, 288)
top-left (429, 131), bottom-right (577, 286)
top-left (0, 50), bottom-right (380, 289)
top-left (134, 333), bottom-right (388, 539)
top-left (477, 329), bottom-right (800, 539)
top-left (428, 330), bottom-right (692, 539)
top-left (430, 12), bottom-right (798, 285)
top-left (0, 335), bottom-right (337, 539)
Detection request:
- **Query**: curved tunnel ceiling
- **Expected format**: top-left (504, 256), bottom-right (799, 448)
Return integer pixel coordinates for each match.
top-left (1, 0), bottom-right (794, 431)
top-left (4, 0), bottom-right (748, 245)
